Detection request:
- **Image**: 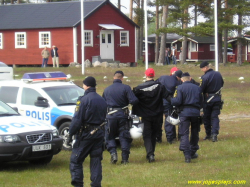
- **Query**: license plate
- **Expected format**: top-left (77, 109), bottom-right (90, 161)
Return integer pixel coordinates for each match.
top-left (32, 144), bottom-right (51, 152)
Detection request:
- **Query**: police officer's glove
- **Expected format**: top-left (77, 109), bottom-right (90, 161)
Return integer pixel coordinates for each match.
top-left (65, 133), bottom-right (73, 147)
top-left (166, 95), bottom-right (172, 103)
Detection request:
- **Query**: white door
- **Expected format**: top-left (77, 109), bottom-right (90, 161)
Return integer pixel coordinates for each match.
top-left (188, 41), bottom-right (191, 59)
top-left (100, 30), bottom-right (114, 60)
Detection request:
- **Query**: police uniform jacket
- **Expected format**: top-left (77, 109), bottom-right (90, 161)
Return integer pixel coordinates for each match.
top-left (156, 75), bottom-right (181, 111)
top-left (171, 81), bottom-right (202, 117)
top-left (132, 80), bottom-right (169, 117)
top-left (103, 79), bottom-right (138, 119)
top-left (200, 69), bottom-right (224, 102)
top-left (69, 87), bottom-right (107, 135)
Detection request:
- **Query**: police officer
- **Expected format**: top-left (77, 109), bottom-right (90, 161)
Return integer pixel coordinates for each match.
top-left (200, 61), bottom-right (224, 142)
top-left (68, 76), bottom-right (107, 187)
top-left (102, 71), bottom-right (138, 164)
top-left (156, 69), bottom-right (182, 144)
top-left (132, 68), bottom-right (169, 162)
top-left (171, 72), bottom-right (202, 163)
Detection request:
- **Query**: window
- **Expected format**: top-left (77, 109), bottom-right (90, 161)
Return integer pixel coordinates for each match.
top-left (0, 33), bottom-right (3, 49)
top-left (210, 44), bottom-right (215, 51)
top-left (120, 31), bottom-right (129, 46)
top-left (15, 32), bottom-right (26, 48)
top-left (84, 30), bottom-right (93, 46)
top-left (191, 42), bottom-right (197, 51)
top-left (21, 88), bottom-right (42, 106)
top-left (0, 86), bottom-right (19, 104)
top-left (39, 32), bottom-right (51, 48)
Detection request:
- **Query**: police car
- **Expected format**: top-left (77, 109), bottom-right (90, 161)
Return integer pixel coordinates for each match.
top-left (0, 72), bottom-right (85, 150)
top-left (0, 100), bottom-right (63, 164)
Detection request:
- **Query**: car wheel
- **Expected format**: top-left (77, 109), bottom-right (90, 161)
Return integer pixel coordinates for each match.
top-left (29, 155), bottom-right (53, 165)
top-left (59, 121), bottom-right (72, 151)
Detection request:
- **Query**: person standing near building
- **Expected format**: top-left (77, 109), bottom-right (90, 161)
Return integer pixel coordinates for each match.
top-left (41, 46), bottom-right (50, 67)
top-left (102, 71), bottom-right (138, 164)
top-left (156, 68), bottom-right (182, 144)
top-left (171, 72), bottom-right (202, 163)
top-left (200, 61), bottom-right (224, 142)
top-left (51, 45), bottom-right (59, 68)
top-left (171, 45), bottom-right (177, 65)
top-left (132, 68), bottom-right (169, 163)
top-left (165, 48), bottom-right (170, 65)
top-left (67, 76), bottom-right (107, 187)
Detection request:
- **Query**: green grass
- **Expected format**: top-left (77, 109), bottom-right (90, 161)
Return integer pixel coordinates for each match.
top-left (1, 63), bottom-right (249, 187)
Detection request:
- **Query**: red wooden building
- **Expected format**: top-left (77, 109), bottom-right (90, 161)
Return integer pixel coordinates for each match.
top-left (0, 0), bottom-right (139, 66)
top-left (172, 36), bottom-right (215, 62)
top-left (227, 36), bottom-right (250, 63)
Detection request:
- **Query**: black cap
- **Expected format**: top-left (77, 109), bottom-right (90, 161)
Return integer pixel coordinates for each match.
top-left (181, 72), bottom-right (190, 77)
top-left (174, 70), bottom-right (183, 78)
top-left (200, 61), bottom-right (209, 68)
top-left (114, 70), bottom-right (124, 76)
top-left (83, 76), bottom-right (96, 87)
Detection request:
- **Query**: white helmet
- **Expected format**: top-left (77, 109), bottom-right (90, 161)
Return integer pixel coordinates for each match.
top-left (130, 125), bottom-right (143, 139)
top-left (166, 115), bottom-right (180, 125)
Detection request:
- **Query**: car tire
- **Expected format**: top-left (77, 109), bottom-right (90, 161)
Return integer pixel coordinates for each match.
top-left (29, 155), bottom-right (53, 165)
top-left (59, 121), bottom-right (72, 151)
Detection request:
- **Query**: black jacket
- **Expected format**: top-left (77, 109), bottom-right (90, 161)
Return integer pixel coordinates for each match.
top-left (69, 87), bottom-right (107, 135)
top-left (132, 80), bottom-right (169, 117)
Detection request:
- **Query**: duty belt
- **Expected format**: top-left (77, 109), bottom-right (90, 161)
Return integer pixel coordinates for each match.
top-left (83, 124), bottom-right (102, 132)
top-left (108, 107), bottom-right (124, 111)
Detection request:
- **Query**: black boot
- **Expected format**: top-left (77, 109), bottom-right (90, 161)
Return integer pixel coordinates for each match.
top-left (185, 157), bottom-right (191, 163)
top-left (203, 135), bottom-right (211, 140)
top-left (212, 134), bottom-right (218, 142)
top-left (121, 160), bottom-right (129, 165)
top-left (191, 153), bottom-right (198, 159)
top-left (148, 155), bottom-right (155, 163)
top-left (110, 153), bottom-right (117, 164)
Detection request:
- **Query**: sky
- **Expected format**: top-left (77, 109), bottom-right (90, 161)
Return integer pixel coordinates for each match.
top-left (109, 0), bottom-right (131, 14)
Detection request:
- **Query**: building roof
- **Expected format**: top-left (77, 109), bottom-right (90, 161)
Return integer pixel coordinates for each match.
top-left (147, 33), bottom-right (181, 44)
top-left (0, 0), bottom-right (138, 30)
top-left (172, 36), bottom-right (215, 44)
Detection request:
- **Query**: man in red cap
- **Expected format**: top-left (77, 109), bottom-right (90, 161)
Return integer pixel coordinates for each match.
top-left (170, 67), bottom-right (179, 75)
top-left (132, 68), bottom-right (169, 163)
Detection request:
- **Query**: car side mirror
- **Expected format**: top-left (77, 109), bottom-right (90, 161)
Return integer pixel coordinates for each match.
top-left (35, 97), bottom-right (49, 107)
top-left (12, 107), bottom-right (19, 112)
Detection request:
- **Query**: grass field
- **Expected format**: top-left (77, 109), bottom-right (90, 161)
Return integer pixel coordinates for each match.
top-left (0, 63), bottom-right (249, 187)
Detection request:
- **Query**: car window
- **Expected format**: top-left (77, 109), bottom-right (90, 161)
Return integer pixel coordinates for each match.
top-left (43, 85), bottom-right (85, 106)
top-left (21, 87), bottom-right (42, 106)
top-left (0, 100), bottom-right (19, 115)
top-left (0, 86), bottom-right (19, 103)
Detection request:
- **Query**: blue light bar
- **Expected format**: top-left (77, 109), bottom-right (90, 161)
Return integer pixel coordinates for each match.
top-left (22, 72), bottom-right (67, 81)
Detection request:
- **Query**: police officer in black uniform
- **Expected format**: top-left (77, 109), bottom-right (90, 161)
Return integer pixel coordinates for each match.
top-left (200, 61), bottom-right (224, 142)
top-left (68, 76), bottom-right (107, 187)
top-left (156, 70), bottom-right (182, 144)
top-left (133, 68), bottom-right (169, 162)
top-left (171, 72), bottom-right (203, 163)
top-left (102, 71), bottom-right (138, 164)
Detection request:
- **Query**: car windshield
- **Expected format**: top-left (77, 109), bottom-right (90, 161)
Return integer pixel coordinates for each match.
top-left (0, 100), bottom-right (19, 116)
top-left (42, 85), bottom-right (85, 106)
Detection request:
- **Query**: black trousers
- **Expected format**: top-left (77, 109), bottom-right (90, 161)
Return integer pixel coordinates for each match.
top-left (70, 130), bottom-right (104, 187)
top-left (179, 116), bottom-right (200, 159)
top-left (142, 114), bottom-right (162, 158)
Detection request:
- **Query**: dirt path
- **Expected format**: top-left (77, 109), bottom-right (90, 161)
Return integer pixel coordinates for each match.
top-left (220, 113), bottom-right (250, 121)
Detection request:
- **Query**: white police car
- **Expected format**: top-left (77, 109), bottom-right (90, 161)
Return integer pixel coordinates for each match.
top-left (0, 100), bottom-right (63, 164)
top-left (0, 72), bottom-right (85, 150)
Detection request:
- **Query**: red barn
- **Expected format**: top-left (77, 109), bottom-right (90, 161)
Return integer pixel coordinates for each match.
top-left (0, 0), bottom-right (139, 66)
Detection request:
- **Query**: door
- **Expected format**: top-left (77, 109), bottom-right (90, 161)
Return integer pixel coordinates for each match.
top-left (100, 30), bottom-right (114, 60)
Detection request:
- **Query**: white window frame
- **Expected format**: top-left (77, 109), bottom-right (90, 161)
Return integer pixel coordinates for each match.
top-left (0, 33), bottom-right (3, 49)
top-left (190, 42), bottom-right (197, 51)
top-left (210, 44), bottom-right (215, 51)
top-left (39, 31), bottom-right (51, 48)
top-left (248, 41), bottom-right (250, 52)
top-left (120, 31), bottom-right (129, 46)
top-left (15, 32), bottom-right (27, 48)
top-left (84, 30), bottom-right (93, 47)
